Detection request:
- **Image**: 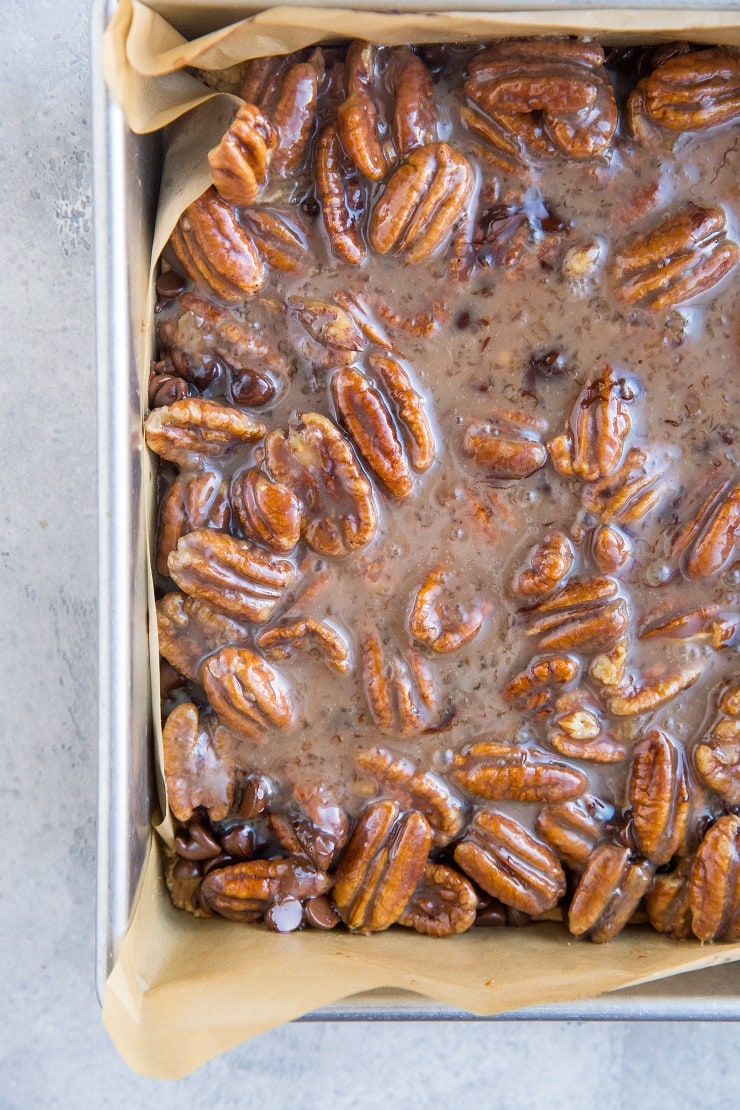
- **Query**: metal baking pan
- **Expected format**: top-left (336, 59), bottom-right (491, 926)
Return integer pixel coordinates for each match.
top-left (93, 0), bottom-right (740, 1017)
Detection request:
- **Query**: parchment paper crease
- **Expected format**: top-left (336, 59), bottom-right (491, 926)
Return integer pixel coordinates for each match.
top-left (101, 0), bottom-right (740, 1078)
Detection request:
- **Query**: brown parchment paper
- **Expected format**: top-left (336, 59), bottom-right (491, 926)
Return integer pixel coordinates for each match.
top-left (101, 0), bottom-right (740, 1079)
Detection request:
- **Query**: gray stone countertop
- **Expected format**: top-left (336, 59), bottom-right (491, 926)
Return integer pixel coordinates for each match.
top-left (2, 2), bottom-right (740, 1104)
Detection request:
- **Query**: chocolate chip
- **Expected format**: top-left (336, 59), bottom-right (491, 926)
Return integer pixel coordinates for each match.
top-left (304, 895), bottom-right (341, 929)
top-left (230, 369), bottom-right (277, 407)
top-left (238, 775), bottom-right (271, 820)
top-left (202, 853), bottom-right (237, 876)
top-left (220, 823), bottom-right (256, 859)
top-left (156, 269), bottom-right (186, 300)
top-left (148, 373), bottom-right (189, 408)
top-left (301, 197), bottom-right (321, 219)
top-left (455, 310), bottom-right (471, 330)
top-left (175, 823), bottom-right (222, 860)
top-left (172, 857), bottom-right (203, 880)
top-left (474, 898), bottom-right (507, 927)
top-left (265, 897), bottom-right (304, 932)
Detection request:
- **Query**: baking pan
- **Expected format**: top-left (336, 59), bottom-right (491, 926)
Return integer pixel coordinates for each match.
top-left (93, 0), bottom-right (740, 1017)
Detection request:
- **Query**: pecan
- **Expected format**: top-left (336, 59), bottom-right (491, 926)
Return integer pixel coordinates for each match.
top-left (590, 524), bottom-right (633, 575)
top-left (409, 566), bottom-right (489, 653)
top-left (671, 480), bottom-right (740, 580)
top-left (269, 781), bottom-right (349, 870)
top-left (463, 408), bottom-right (547, 480)
top-left (170, 292), bottom-right (287, 380)
top-left (201, 646), bottom-right (293, 742)
top-left (336, 41), bottom-right (391, 182)
top-left (156, 470), bottom-right (231, 576)
top-left (645, 862), bottom-right (693, 940)
top-left (162, 702), bottom-right (236, 823)
top-left (389, 47), bottom-right (437, 154)
top-left (549, 705), bottom-right (627, 764)
top-left (547, 366), bottom-right (635, 482)
top-left (156, 591), bottom-right (250, 682)
top-left (628, 729), bottom-right (690, 864)
top-left (369, 143), bottom-right (474, 263)
top-left (144, 398), bottom-right (266, 465)
top-left (612, 204), bottom-right (738, 310)
top-left (169, 187), bottom-right (265, 303)
top-left (536, 795), bottom-right (615, 868)
top-left (561, 240), bottom-right (602, 282)
top-left (368, 354), bottom-right (436, 474)
top-left (360, 632), bottom-right (439, 735)
top-left (256, 617), bottom-right (351, 673)
top-left (267, 54), bottom-right (321, 179)
top-left (239, 54), bottom-right (296, 111)
top-left (582, 447), bottom-right (673, 527)
top-left (721, 685), bottom-right (740, 718)
top-left (265, 413), bottom-right (377, 556)
top-left (512, 533), bottom-right (574, 598)
top-left (450, 741), bottom-right (587, 803)
top-left (168, 529), bottom-right (294, 623)
top-left (640, 604), bottom-right (737, 650)
top-left (568, 844), bottom-right (654, 942)
top-left (605, 666), bottom-right (702, 717)
top-left (454, 810), bottom-right (566, 915)
top-left (333, 292), bottom-right (392, 350)
top-left (286, 297), bottom-right (366, 368)
top-left (398, 862), bottom-right (477, 936)
top-left (208, 104), bottom-right (277, 206)
top-left (232, 468), bottom-right (301, 555)
top-left (332, 799), bottom-right (432, 932)
top-left (356, 746), bottom-right (467, 848)
top-left (200, 857), bottom-right (332, 923)
top-left (504, 653), bottom-right (581, 710)
top-left (638, 47), bottom-right (740, 134)
top-left (240, 207), bottom-right (307, 271)
top-left (588, 638), bottom-right (629, 690)
top-left (332, 367), bottom-right (414, 498)
top-left (695, 716), bottom-right (740, 805)
top-left (524, 576), bottom-right (629, 655)
top-left (316, 123), bottom-right (367, 265)
top-left (688, 814), bottom-right (740, 941)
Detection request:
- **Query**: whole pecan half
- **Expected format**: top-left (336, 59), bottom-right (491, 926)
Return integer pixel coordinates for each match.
top-left (169, 187), bottom-right (265, 303)
top-left (398, 862), bottom-right (478, 936)
top-left (256, 617), bottom-right (351, 673)
top-left (368, 354), bottom-right (436, 473)
top-left (336, 40), bottom-right (391, 182)
top-left (645, 860), bottom-right (694, 940)
top-left (504, 653), bottom-right (581, 711)
top-left (454, 809), bottom-right (566, 915)
top-left (536, 794), bottom-right (615, 869)
top-left (168, 529), bottom-right (294, 623)
top-left (512, 533), bottom-right (574, 598)
top-left (360, 632), bottom-right (439, 735)
top-left (612, 204), bottom-right (738, 310)
top-left (671, 479), bottom-right (740, 580)
top-left (389, 46), bottom-right (438, 154)
top-left (369, 143), bottom-right (474, 263)
top-left (162, 702), bottom-right (237, 823)
top-left (332, 367), bottom-right (414, 498)
top-left (269, 781), bottom-right (349, 871)
top-left (523, 575), bottom-right (629, 655)
top-left (232, 468), bottom-right (302, 555)
top-left (568, 843), bottom-right (654, 942)
top-left (156, 591), bottom-right (250, 682)
top-left (628, 729), bottom-right (691, 865)
top-left (316, 123), bottom-right (367, 265)
top-left (156, 470), bottom-right (231, 577)
top-left (547, 366), bottom-right (635, 482)
top-left (208, 104), bottom-right (278, 206)
top-left (266, 53), bottom-right (322, 179)
top-left (605, 666), bottom-right (702, 717)
top-left (332, 799), bottom-right (432, 932)
top-left (144, 398), bottom-right (266, 465)
top-left (688, 814), bottom-right (740, 941)
top-left (200, 857), bottom-right (332, 923)
top-left (240, 207), bottom-right (307, 272)
top-left (695, 715), bottom-right (740, 805)
top-left (451, 741), bottom-right (587, 803)
top-left (201, 645), bottom-right (293, 742)
top-left (629, 47), bottom-right (740, 137)
top-left (409, 565), bottom-right (489, 653)
top-left (265, 413), bottom-right (378, 557)
top-left (463, 407), bottom-right (547, 480)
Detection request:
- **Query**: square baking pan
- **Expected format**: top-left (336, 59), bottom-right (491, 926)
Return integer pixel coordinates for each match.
top-left (93, 0), bottom-right (740, 1018)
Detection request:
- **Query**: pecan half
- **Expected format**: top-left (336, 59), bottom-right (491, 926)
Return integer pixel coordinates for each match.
top-left (156, 470), bottom-right (231, 576)
top-left (671, 480), bottom-right (740, 580)
top-left (316, 123), bottom-right (367, 265)
top-left (451, 741), bottom-right (587, 803)
top-left (588, 638), bottom-right (629, 690)
top-left (256, 617), bottom-right (351, 673)
top-left (369, 143), bottom-right (474, 263)
top-left (240, 207), bottom-right (307, 271)
top-left (695, 716), bottom-right (740, 805)
top-left (167, 292), bottom-right (287, 380)
top-left (269, 781), bottom-right (349, 870)
top-left (582, 447), bottom-right (673, 527)
top-left (549, 704), bottom-right (627, 764)
top-left (635, 47), bottom-right (740, 134)
top-left (356, 746), bottom-right (467, 847)
top-left (640, 604), bottom-right (737, 650)
top-left (336, 41), bottom-right (391, 182)
top-left (360, 632), bottom-right (439, 735)
top-left (332, 799), bottom-right (432, 932)
top-left (332, 367), bottom-right (413, 498)
top-left (167, 529), bottom-right (294, 623)
top-left (169, 187), bottom-right (265, 302)
top-left (612, 204), bottom-right (738, 310)
top-left (156, 591), bottom-right (250, 682)
top-left (504, 653), bottom-right (581, 710)
top-left (144, 398), bottom-right (266, 465)
top-left (389, 47), bottom-right (438, 154)
top-left (162, 702), bottom-right (236, 823)
top-left (265, 413), bottom-right (377, 556)
top-left (409, 566), bottom-right (489, 653)
top-left (201, 646), bottom-right (293, 742)
top-left (688, 815), bottom-right (740, 941)
top-left (200, 857), bottom-right (332, 923)
top-left (267, 54), bottom-right (321, 179)
top-left (568, 843), bottom-right (654, 942)
top-left (454, 810), bottom-right (566, 915)
top-left (208, 104), bottom-right (277, 206)
top-left (232, 468), bottom-right (301, 555)
top-left (463, 407), bottom-right (547, 480)
top-left (286, 298), bottom-right (366, 368)
top-left (605, 666), bottom-right (702, 717)
top-left (547, 366), bottom-right (635, 482)
top-left (536, 795), bottom-right (615, 868)
top-left (513, 533), bottom-right (574, 598)
top-left (368, 354), bottom-right (436, 474)
top-left (645, 861), bottom-right (693, 940)
top-left (628, 729), bottom-right (691, 864)
top-left (591, 525), bottom-right (633, 575)
top-left (398, 862), bottom-right (477, 936)
top-left (524, 576), bottom-right (629, 655)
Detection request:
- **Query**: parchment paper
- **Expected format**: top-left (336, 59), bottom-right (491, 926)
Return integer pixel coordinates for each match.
top-left (101, 0), bottom-right (740, 1078)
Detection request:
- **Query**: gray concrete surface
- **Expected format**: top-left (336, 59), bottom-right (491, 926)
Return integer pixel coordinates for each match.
top-left (2, 1), bottom-right (740, 1106)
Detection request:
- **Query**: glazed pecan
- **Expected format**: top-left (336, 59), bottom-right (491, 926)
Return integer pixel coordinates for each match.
top-left (628, 729), bottom-right (690, 864)
top-left (568, 843), bottom-right (654, 942)
top-left (336, 41), bottom-right (391, 181)
top-left (549, 702), bottom-right (627, 764)
top-left (389, 47), bottom-right (438, 154)
top-left (644, 861), bottom-right (693, 939)
top-left (588, 638), bottom-right (629, 689)
top-left (144, 398), bottom-right (266, 465)
top-left (265, 413), bottom-right (378, 556)
top-left (167, 529), bottom-right (294, 623)
top-left (368, 354), bottom-right (436, 474)
top-left (504, 653), bottom-right (581, 710)
top-left (582, 447), bottom-right (673, 528)
top-left (356, 746), bottom-right (467, 847)
top-left (463, 408), bottom-right (547, 480)
top-left (369, 143), bottom-right (474, 263)
top-left (156, 591), bottom-right (249, 682)
top-left (590, 524), bottom-right (633, 575)
top-left (156, 470), bottom-right (231, 576)
top-left (200, 857), bottom-right (332, 923)
top-left (316, 123), bottom-right (367, 265)
top-left (256, 617), bottom-right (351, 673)
top-left (523, 576), bottom-right (629, 655)
top-left (232, 468), bottom-right (302, 555)
top-left (409, 566), bottom-right (489, 653)
top-left (720, 685), bottom-right (740, 718)
top-left (162, 702), bottom-right (236, 823)
top-left (640, 604), bottom-right (737, 651)
top-left (630, 47), bottom-right (740, 136)
top-left (547, 366), bottom-right (635, 482)
top-left (269, 781), bottom-right (349, 870)
top-left (332, 799), bottom-right (432, 932)
top-left (605, 666), bottom-right (702, 717)
top-left (201, 645), bottom-right (293, 742)
top-left (536, 794), bottom-right (615, 869)
top-left (695, 715), bottom-right (740, 805)
top-left (454, 810), bottom-right (566, 915)
top-left (266, 53), bottom-right (322, 179)
top-left (688, 814), bottom-right (740, 941)
top-left (332, 367), bottom-right (414, 498)
top-left (208, 104), bottom-right (277, 206)
top-left (612, 204), bottom-right (738, 310)
top-left (398, 862), bottom-right (477, 936)
top-left (512, 533), bottom-right (574, 598)
top-left (168, 292), bottom-right (287, 380)
top-left (334, 292), bottom-right (392, 350)
top-left (671, 480), bottom-right (740, 579)
top-left (450, 741), bottom-right (587, 803)
top-left (240, 207), bottom-right (307, 271)
top-left (286, 297), bottom-right (366, 368)
top-left (169, 187), bottom-right (265, 302)
top-left (360, 632), bottom-right (439, 735)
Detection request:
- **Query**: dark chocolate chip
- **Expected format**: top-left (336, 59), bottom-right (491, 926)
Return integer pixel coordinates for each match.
top-left (172, 857), bottom-right (203, 880)
top-left (175, 824), bottom-right (222, 860)
top-left (149, 373), bottom-right (189, 408)
top-left (265, 897), bottom-right (304, 933)
top-left (220, 824), bottom-right (256, 859)
top-left (304, 895), bottom-right (341, 930)
top-left (230, 369), bottom-right (277, 407)
top-left (156, 270), bottom-right (186, 300)
top-left (238, 775), bottom-right (270, 820)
